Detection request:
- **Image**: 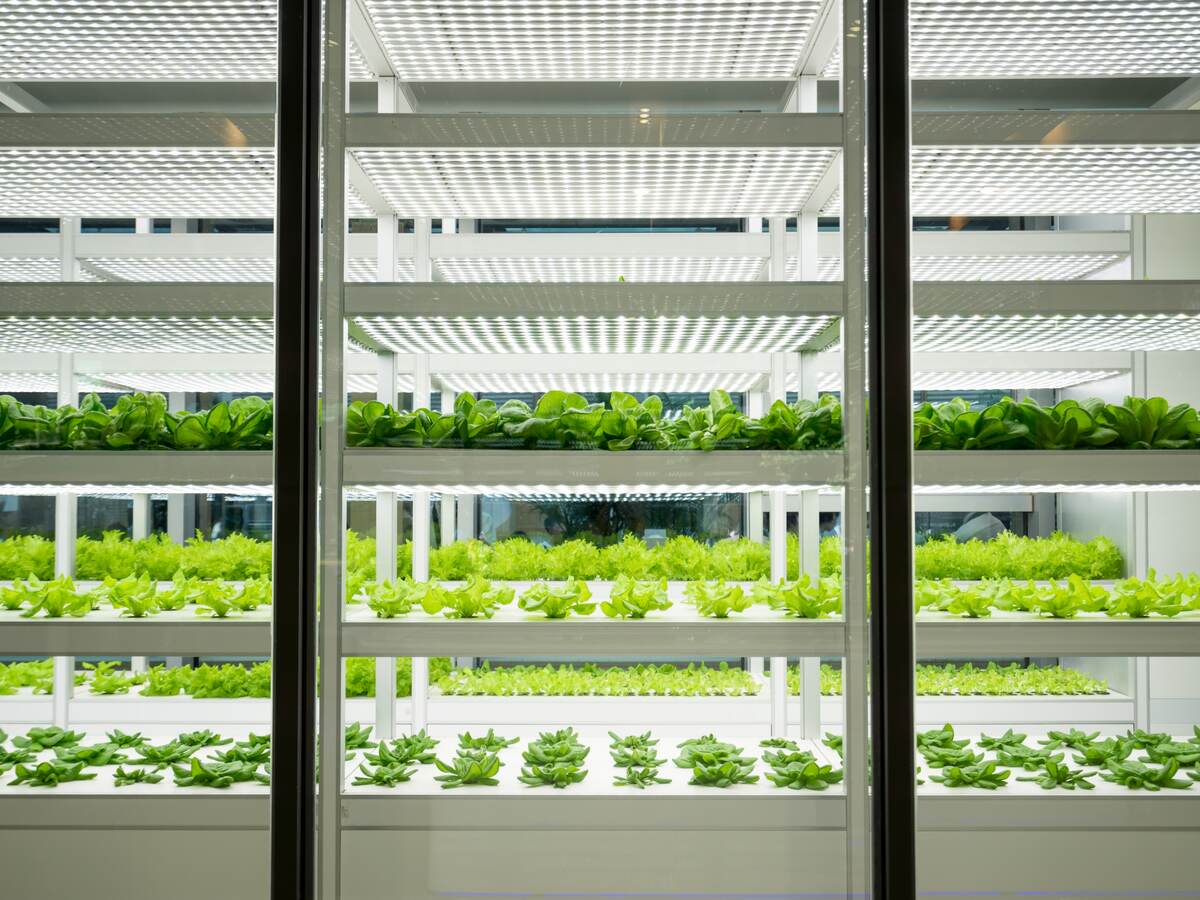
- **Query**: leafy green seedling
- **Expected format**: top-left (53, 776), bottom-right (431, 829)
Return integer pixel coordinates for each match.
top-left (519, 762), bottom-right (588, 789)
top-left (610, 745), bottom-right (666, 768)
top-left (104, 573), bottom-right (160, 618)
top-left (458, 729), bottom-right (518, 752)
top-left (10, 760), bottom-right (96, 787)
top-left (54, 743), bottom-right (128, 766)
top-left (82, 660), bottom-right (138, 695)
top-left (176, 729), bottom-right (230, 749)
top-left (762, 749), bottom-right (818, 769)
top-left (685, 581), bottom-right (752, 618)
top-left (113, 766), bottom-right (163, 787)
top-left (518, 579), bottom-right (595, 619)
top-left (0, 746), bottom-right (36, 773)
top-left (133, 741), bottom-right (199, 770)
top-left (1143, 741), bottom-right (1200, 767)
top-left (1038, 728), bottom-right (1100, 751)
top-left (20, 576), bottom-right (91, 619)
top-left (921, 746), bottom-right (985, 770)
top-left (1017, 761), bottom-right (1096, 791)
top-left (433, 752), bottom-right (502, 789)
top-left (688, 760), bottom-right (758, 788)
top-left (613, 766), bottom-right (671, 789)
top-left (421, 579), bottom-right (514, 619)
top-left (13, 726), bottom-right (85, 752)
top-left (1101, 758), bottom-right (1194, 791)
top-left (352, 763), bottom-right (416, 787)
top-left (1123, 728), bottom-right (1171, 750)
top-left (916, 724), bottom-right (968, 752)
top-left (364, 579), bottom-right (424, 618)
top-left (173, 758), bottom-right (268, 788)
top-left (766, 759), bottom-right (844, 791)
top-left (929, 762), bottom-right (1010, 790)
top-left (343, 722), bottom-right (374, 751)
top-left (977, 729), bottom-right (1028, 752)
top-left (1072, 739), bottom-right (1133, 768)
top-left (601, 576), bottom-right (671, 619)
top-left (213, 743), bottom-right (272, 765)
top-left (754, 575), bottom-right (841, 618)
top-left (760, 737), bottom-right (801, 750)
top-left (823, 733), bottom-right (844, 758)
top-left (994, 746), bottom-right (1065, 772)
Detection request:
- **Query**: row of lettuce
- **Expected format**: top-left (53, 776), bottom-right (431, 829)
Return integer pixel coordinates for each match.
top-left (5, 723), bottom-right (1198, 792)
top-left (4, 569), bottom-right (1197, 620)
top-left (2, 659), bottom-right (1108, 699)
top-left (4, 390), bottom-right (1200, 452)
top-left (0, 531), bottom-right (1126, 583)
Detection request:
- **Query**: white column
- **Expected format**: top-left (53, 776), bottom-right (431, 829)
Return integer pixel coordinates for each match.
top-left (54, 351), bottom-right (78, 728)
top-left (439, 388), bottom-right (457, 546)
top-left (410, 354), bottom-right (432, 732)
top-left (413, 217), bottom-right (432, 282)
top-left (374, 353), bottom-right (400, 739)
top-left (794, 350), bottom-right (823, 737)
top-left (1130, 350), bottom-right (1151, 729)
top-left (767, 352), bottom-right (790, 737)
top-left (130, 494), bottom-right (152, 675)
top-left (166, 392), bottom-right (188, 544)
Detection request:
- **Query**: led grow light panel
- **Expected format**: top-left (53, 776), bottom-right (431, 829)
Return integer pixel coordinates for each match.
top-left (0, 257), bottom-right (63, 282)
top-left (0, 1), bottom-right (278, 80)
top-left (0, 317), bottom-right (274, 354)
top-left (354, 314), bottom-right (838, 355)
top-left (909, 0), bottom-right (1200, 79)
top-left (912, 314), bottom-right (1200, 352)
top-left (0, 149), bottom-right (276, 218)
top-left (0, 482), bottom-right (273, 496)
top-left (434, 256), bottom-right (766, 283)
top-left (798, 254), bottom-right (1127, 282)
top-left (351, 147), bottom-right (838, 218)
top-left (361, 0), bottom-right (823, 81)
top-left (86, 371), bottom-right (376, 394)
top-left (815, 369), bottom-right (1124, 392)
top-left (78, 256), bottom-right (414, 283)
top-left (437, 371), bottom-right (764, 395)
top-left (913, 146), bottom-right (1200, 217)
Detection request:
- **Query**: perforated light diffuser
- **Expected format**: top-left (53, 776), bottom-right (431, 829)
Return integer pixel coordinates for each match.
top-left (0, 149), bottom-right (276, 218)
top-left (0, 257), bottom-right (64, 282)
top-left (76, 256), bottom-right (414, 283)
top-left (798, 254), bottom-right (1127, 282)
top-left (434, 257), bottom-right (766, 282)
top-left (909, 0), bottom-right (1200, 79)
top-left (352, 148), bottom-right (838, 218)
top-left (361, 0), bottom-right (822, 80)
top-left (0, 316), bottom-right (273, 354)
top-left (0, 1), bottom-right (278, 80)
top-left (913, 314), bottom-right (1200, 352)
top-left (437, 371), bottom-right (764, 395)
top-left (913, 146), bottom-right (1200, 216)
top-left (354, 314), bottom-right (838, 355)
top-left (816, 369), bottom-right (1125, 392)
top-left (0, 482), bottom-right (274, 496)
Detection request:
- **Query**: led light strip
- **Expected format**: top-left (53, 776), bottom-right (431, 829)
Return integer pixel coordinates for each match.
top-left (347, 481), bottom-right (833, 496)
top-left (913, 314), bottom-right (1200, 352)
top-left (916, 482), bottom-right (1200, 495)
top-left (73, 256), bottom-right (412, 283)
top-left (354, 314), bottom-right (838, 355)
top-left (799, 254), bottom-right (1127, 282)
top-left (436, 371), bottom-right (764, 395)
top-left (0, 315), bottom-right (274, 353)
top-left (352, 148), bottom-right (838, 218)
top-left (434, 256), bottom-right (766, 283)
top-left (0, 0), bottom-right (279, 80)
top-left (362, 0), bottom-right (823, 80)
top-left (0, 482), bottom-right (274, 497)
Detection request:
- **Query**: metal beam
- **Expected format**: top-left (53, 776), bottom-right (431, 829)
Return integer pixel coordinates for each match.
top-left (0, 82), bottom-right (48, 113)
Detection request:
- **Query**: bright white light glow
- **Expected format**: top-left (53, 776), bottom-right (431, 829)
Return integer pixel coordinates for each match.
top-left (913, 314), bottom-right (1200, 352)
top-left (361, 0), bottom-right (822, 80)
top-left (437, 372), bottom-right (764, 395)
top-left (352, 148), bottom-right (838, 218)
top-left (800, 254), bottom-right (1127, 282)
top-left (0, 316), bottom-right (274, 354)
top-left (0, 483), bottom-right (274, 497)
top-left (916, 483), bottom-right (1200, 495)
top-left (816, 370), bottom-right (1125, 392)
top-left (354, 314), bottom-right (838, 355)
top-left (434, 257), bottom-right (765, 283)
top-left (0, 1), bottom-right (278, 80)
top-left (0, 149), bottom-right (277, 218)
top-left (73, 257), bottom-right (413, 283)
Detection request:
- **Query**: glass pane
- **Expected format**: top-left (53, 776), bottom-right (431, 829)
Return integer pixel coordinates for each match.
top-left (910, 3), bottom-right (1200, 898)
top-left (0, 3), bottom-right (278, 895)
top-left (322, 1), bottom-right (867, 897)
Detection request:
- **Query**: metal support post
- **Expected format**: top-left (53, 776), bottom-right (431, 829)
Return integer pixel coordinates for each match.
top-left (413, 217), bottom-right (432, 282)
top-left (374, 352), bottom-right (400, 740)
top-left (166, 392), bottom-right (188, 544)
top-left (768, 216), bottom-right (787, 280)
top-left (1130, 350), bottom-right (1152, 728)
top-left (768, 352), bottom-right (791, 736)
top-left (53, 352), bottom-right (78, 728)
top-left (867, 0), bottom-right (917, 891)
top-left (439, 389), bottom-right (457, 546)
top-left (410, 354), bottom-right (431, 732)
top-left (59, 216), bottom-right (78, 280)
